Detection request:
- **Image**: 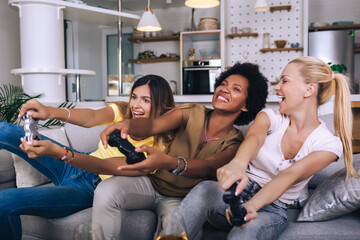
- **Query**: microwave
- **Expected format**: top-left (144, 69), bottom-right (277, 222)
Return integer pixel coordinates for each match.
top-left (182, 60), bottom-right (222, 94)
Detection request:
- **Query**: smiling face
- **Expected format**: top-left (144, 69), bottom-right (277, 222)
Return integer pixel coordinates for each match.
top-left (129, 84), bottom-right (152, 119)
top-left (212, 74), bottom-right (249, 114)
top-left (274, 63), bottom-right (308, 114)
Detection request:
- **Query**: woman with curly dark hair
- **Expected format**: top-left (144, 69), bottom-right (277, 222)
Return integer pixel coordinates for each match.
top-left (94, 62), bottom-right (268, 239)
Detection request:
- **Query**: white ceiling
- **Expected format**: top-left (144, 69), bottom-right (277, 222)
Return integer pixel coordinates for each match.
top-left (82, 0), bottom-right (186, 12)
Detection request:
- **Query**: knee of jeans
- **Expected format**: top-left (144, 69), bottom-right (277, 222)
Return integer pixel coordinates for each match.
top-left (0, 192), bottom-right (14, 216)
top-left (194, 181), bottom-right (222, 196)
top-left (93, 179), bottom-right (125, 209)
top-left (0, 122), bottom-right (15, 141)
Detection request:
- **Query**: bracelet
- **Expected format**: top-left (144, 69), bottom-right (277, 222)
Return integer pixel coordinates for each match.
top-left (60, 108), bottom-right (71, 124)
top-left (57, 147), bottom-right (69, 161)
top-left (64, 149), bottom-right (74, 164)
top-left (171, 156), bottom-right (187, 176)
top-left (178, 156), bottom-right (187, 176)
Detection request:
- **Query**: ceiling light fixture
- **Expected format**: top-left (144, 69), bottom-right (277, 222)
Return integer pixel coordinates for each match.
top-left (254, 0), bottom-right (270, 11)
top-left (185, 0), bottom-right (220, 9)
top-left (137, 0), bottom-right (162, 32)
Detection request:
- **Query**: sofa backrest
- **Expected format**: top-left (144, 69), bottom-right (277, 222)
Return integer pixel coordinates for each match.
top-left (64, 123), bottom-right (106, 153)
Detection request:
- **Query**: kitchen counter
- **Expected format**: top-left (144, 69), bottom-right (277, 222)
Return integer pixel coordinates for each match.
top-left (105, 94), bottom-right (281, 104)
top-left (106, 94), bottom-right (360, 104)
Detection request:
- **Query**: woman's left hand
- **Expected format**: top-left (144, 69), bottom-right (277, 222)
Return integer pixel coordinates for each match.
top-left (19, 138), bottom-right (58, 159)
top-left (226, 202), bottom-right (258, 229)
top-left (117, 145), bottom-right (175, 174)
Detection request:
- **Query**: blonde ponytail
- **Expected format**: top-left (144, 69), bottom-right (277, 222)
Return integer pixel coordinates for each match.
top-left (333, 74), bottom-right (355, 179)
top-left (290, 56), bottom-right (357, 179)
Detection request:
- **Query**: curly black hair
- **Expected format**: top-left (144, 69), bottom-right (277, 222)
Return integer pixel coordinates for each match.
top-left (214, 62), bottom-right (268, 126)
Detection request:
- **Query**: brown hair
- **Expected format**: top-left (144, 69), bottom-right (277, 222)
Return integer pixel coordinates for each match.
top-left (290, 56), bottom-right (355, 178)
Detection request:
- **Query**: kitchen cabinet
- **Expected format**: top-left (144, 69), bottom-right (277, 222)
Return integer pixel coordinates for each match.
top-left (128, 35), bottom-right (180, 64)
top-left (180, 30), bottom-right (221, 95)
top-left (181, 30), bottom-right (221, 61)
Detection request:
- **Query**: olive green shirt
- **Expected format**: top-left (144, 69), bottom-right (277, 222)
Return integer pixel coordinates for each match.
top-left (148, 104), bottom-right (244, 197)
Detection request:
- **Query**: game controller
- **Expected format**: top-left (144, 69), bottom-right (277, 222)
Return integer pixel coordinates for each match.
top-left (22, 111), bottom-right (41, 141)
top-left (223, 182), bottom-right (247, 226)
top-left (108, 129), bottom-right (146, 164)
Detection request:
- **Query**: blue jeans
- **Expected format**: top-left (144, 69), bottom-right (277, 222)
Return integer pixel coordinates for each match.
top-left (0, 122), bottom-right (101, 240)
top-left (168, 180), bottom-right (288, 240)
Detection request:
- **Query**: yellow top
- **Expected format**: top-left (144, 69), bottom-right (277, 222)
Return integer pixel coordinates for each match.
top-left (90, 104), bottom-right (154, 180)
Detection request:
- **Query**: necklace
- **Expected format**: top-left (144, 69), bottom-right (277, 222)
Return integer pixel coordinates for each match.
top-left (204, 114), bottom-right (220, 144)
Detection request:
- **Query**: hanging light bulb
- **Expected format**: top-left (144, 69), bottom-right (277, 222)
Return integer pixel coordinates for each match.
top-left (185, 0), bottom-right (220, 9)
top-left (254, 0), bottom-right (270, 11)
top-left (137, 0), bottom-right (162, 32)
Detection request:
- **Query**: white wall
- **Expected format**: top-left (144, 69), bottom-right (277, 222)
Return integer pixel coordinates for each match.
top-left (0, 2), bottom-right (20, 86)
top-left (308, 0), bottom-right (360, 24)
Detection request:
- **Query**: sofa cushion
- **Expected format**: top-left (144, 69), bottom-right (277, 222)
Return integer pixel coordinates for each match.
top-left (0, 149), bottom-right (16, 184)
top-left (278, 209), bottom-right (360, 240)
top-left (64, 124), bottom-right (106, 153)
top-left (22, 208), bottom-right (157, 240)
top-left (13, 127), bottom-right (70, 188)
top-left (297, 159), bottom-right (360, 222)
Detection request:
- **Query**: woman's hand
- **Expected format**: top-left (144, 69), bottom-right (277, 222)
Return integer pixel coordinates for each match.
top-left (18, 99), bottom-right (50, 120)
top-left (117, 145), bottom-right (176, 174)
top-left (19, 138), bottom-right (61, 159)
top-left (226, 202), bottom-right (258, 229)
top-left (100, 120), bottom-right (131, 149)
top-left (217, 161), bottom-right (249, 196)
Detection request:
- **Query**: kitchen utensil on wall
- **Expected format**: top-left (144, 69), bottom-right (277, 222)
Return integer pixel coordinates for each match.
top-left (274, 40), bottom-right (287, 48)
top-left (262, 33), bottom-right (270, 48)
top-left (231, 27), bottom-right (238, 34)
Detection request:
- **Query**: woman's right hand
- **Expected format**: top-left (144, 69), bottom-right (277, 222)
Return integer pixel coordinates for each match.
top-left (100, 120), bottom-right (131, 148)
top-left (18, 99), bottom-right (50, 120)
top-left (19, 138), bottom-right (62, 159)
top-left (217, 160), bottom-right (249, 196)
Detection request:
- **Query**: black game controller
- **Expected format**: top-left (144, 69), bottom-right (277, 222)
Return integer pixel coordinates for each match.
top-left (223, 182), bottom-right (247, 226)
top-left (22, 111), bottom-right (41, 141)
top-left (108, 129), bottom-right (146, 164)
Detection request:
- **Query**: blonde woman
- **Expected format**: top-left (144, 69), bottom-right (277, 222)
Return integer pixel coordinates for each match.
top-left (167, 56), bottom-right (357, 240)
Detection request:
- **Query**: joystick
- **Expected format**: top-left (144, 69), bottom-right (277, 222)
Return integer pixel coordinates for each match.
top-left (223, 182), bottom-right (247, 226)
top-left (23, 112), bottom-right (41, 141)
top-left (108, 129), bottom-right (146, 164)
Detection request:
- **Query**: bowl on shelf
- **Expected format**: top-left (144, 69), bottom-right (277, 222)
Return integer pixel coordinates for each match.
top-left (241, 27), bottom-right (251, 33)
top-left (199, 49), bottom-right (218, 59)
top-left (274, 40), bottom-right (287, 48)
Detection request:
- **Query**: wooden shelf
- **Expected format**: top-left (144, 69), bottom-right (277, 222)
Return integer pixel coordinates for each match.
top-left (260, 47), bottom-right (303, 53)
top-left (128, 35), bottom-right (180, 43)
top-left (183, 58), bottom-right (221, 62)
top-left (309, 24), bottom-right (360, 32)
top-left (226, 33), bottom-right (259, 39)
top-left (269, 5), bottom-right (291, 13)
top-left (128, 57), bottom-right (180, 64)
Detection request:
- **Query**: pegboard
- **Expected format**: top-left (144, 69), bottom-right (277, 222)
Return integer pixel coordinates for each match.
top-left (224, 0), bottom-right (305, 88)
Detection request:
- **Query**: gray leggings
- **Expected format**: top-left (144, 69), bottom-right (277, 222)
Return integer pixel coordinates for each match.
top-left (92, 175), bottom-right (182, 240)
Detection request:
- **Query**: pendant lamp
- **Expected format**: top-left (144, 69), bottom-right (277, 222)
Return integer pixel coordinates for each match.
top-left (137, 0), bottom-right (162, 32)
top-left (254, 0), bottom-right (270, 11)
top-left (185, 0), bottom-right (220, 9)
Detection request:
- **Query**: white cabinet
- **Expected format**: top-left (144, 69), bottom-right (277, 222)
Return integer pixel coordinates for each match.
top-left (9, 0), bottom-right (139, 102)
